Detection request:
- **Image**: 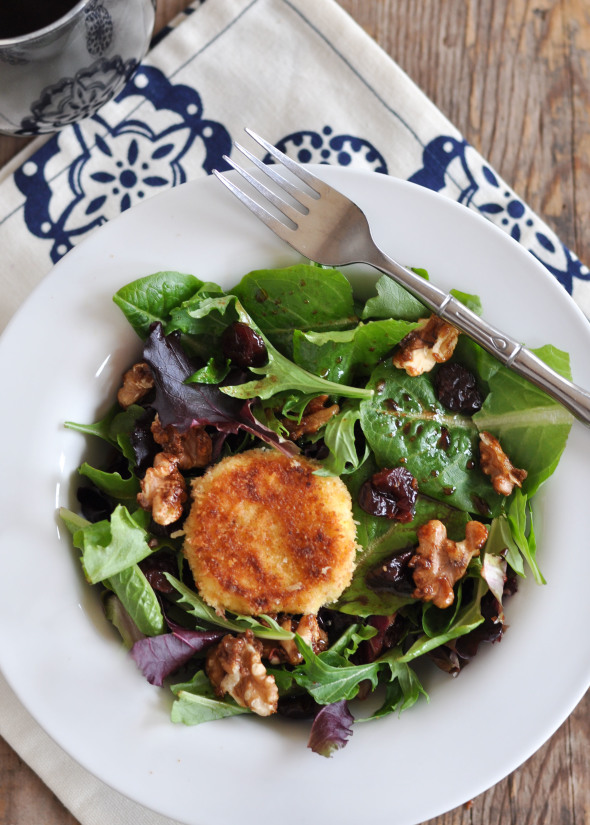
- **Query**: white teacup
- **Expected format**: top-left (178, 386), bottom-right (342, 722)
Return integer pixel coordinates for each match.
top-left (0, 0), bottom-right (155, 136)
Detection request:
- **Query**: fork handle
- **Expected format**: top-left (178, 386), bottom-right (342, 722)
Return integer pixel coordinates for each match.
top-left (368, 248), bottom-right (590, 427)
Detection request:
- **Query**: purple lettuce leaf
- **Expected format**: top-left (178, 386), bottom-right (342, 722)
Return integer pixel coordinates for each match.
top-left (307, 700), bottom-right (354, 757)
top-left (130, 627), bottom-right (223, 686)
top-left (143, 323), bottom-right (297, 455)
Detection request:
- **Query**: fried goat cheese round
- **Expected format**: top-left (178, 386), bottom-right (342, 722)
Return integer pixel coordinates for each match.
top-left (182, 449), bottom-right (357, 615)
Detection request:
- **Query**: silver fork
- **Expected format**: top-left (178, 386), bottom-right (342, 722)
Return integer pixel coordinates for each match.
top-left (213, 128), bottom-right (590, 428)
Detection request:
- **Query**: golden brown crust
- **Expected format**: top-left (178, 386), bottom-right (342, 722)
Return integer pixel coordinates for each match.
top-left (182, 449), bottom-right (357, 615)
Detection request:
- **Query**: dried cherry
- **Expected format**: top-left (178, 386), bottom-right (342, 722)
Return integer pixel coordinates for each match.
top-left (434, 362), bottom-right (483, 414)
top-left (221, 321), bottom-right (267, 368)
top-left (365, 548), bottom-right (415, 596)
top-left (358, 466), bottom-right (418, 522)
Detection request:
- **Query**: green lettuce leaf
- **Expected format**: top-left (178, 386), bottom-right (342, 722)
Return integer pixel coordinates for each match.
top-left (67, 504), bottom-right (154, 585)
top-left (170, 670), bottom-right (249, 725)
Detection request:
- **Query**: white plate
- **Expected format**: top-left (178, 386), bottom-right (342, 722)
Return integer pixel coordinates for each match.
top-left (0, 167), bottom-right (589, 825)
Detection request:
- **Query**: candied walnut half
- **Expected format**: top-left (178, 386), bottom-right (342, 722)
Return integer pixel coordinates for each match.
top-left (282, 395), bottom-right (340, 441)
top-left (393, 315), bottom-right (459, 376)
top-left (117, 362), bottom-right (154, 409)
top-left (479, 431), bottom-right (527, 496)
top-left (264, 614), bottom-right (329, 666)
top-left (206, 630), bottom-right (278, 717)
top-left (151, 415), bottom-right (212, 470)
top-left (410, 519), bottom-right (489, 609)
top-left (137, 452), bottom-right (187, 525)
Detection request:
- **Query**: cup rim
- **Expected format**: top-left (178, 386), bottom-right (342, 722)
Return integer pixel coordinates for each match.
top-left (0, 0), bottom-right (94, 47)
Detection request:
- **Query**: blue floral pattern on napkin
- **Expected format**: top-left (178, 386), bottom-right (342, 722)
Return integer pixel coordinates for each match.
top-left (10, 15), bottom-right (588, 299)
top-left (15, 66), bottom-right (231, 263)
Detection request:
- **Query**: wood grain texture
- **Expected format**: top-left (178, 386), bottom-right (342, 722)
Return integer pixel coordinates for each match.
top-left (0, 1), bottom-right (588, 824)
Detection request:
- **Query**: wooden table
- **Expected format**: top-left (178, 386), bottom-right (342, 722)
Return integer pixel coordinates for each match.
top-left (1, 1), bottom-right (588, 823)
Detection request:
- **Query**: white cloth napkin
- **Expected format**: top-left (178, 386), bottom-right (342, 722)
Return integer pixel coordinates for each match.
top-left (0, 0), bottom-right (588, 823)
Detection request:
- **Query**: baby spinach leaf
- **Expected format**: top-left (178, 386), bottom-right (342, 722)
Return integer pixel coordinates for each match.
top-left (232, 264), bottom-right (358, 356)
top-left (359, 362), bottom-right (504, 516)
top-left (113, 271), bottom-right (203, 338)
top-left (361, 272), bottom-right (427, 321)
top-left (473, 344), bottom-right (573, 497)
top-left (292, 317), bottom-right (418, 384)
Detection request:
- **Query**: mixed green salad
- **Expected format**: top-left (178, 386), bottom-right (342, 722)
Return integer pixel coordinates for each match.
top-left (60, 263), bottom-right (572, 757)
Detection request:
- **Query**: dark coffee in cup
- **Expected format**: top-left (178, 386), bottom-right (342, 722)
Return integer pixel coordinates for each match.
top-left (0, 0), bottom-right (80, 39)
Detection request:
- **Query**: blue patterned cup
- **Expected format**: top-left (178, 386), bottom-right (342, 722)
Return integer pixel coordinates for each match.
top-left (0, 0), bottom-right (155, 136)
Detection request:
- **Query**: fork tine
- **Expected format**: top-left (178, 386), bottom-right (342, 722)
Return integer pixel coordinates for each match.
top-left (244, 128), bottom-right (328, 196)
top-left (223, 154), bottom-right (307, 226)
top-left (212, 169), bottom-right (294, 245)
top-left (233, 141), bottom-right (317, 209)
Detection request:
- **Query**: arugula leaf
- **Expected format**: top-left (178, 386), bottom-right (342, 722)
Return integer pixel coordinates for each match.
top-left (66, 405), bottom-right (150, 467)
top-left (164, 574), bottom-right (295, 641)
top-left (292, 635), bottom-right (384, 704)
top-left (359, 659), bottom-right (428, 722)
top-left (315, 401), bottom-right (368, 477)
top-left (170, 670), bottom-right (250, 725)
top-left (78, 462), bottom-right (140, 502)
top-left (232, 264), bottom-right (358, 356)
top-left (113, 271), bottom-right (203, 338)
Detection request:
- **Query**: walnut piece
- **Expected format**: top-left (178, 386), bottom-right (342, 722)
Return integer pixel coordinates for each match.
top-left (206, 630), bottom-right (278, 717)
top-left (479, 431), bottom-right (527, 496)
top-left (137, 452), bottom-right (187, 525)
top-left (264, 614), bottom-right (329, 666)
top-left (117, 362), bottom-right (154, 409)
top-left (282, 395), bottom-right (340, 441)
top-left (151, 415), bottom-right (212, 470)
top-left (393, 315), bottom-right (459, 376)
top-left (410, 519), bottom-right (489, 609)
